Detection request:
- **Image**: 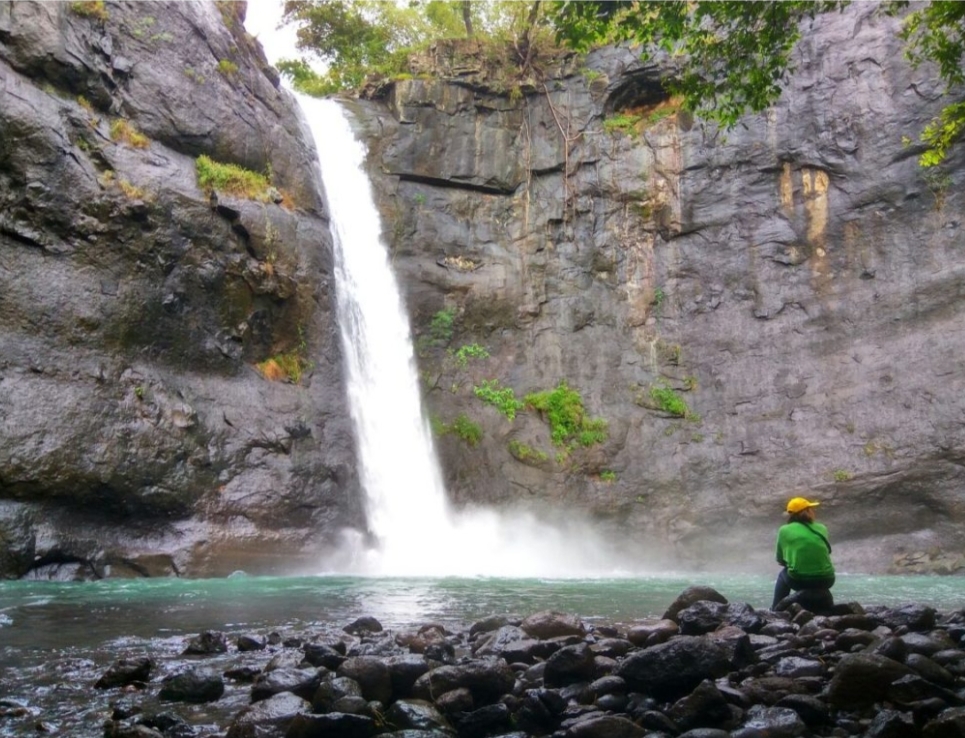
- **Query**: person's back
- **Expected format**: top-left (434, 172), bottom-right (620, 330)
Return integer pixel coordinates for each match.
top-left (772, 497), bottom-right (835, 610)
top-left (777, 520), bottom-right (834, 579)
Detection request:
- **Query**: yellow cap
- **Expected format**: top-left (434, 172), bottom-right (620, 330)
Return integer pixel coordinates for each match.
top-left (786, 497), bottom-right (820, 514)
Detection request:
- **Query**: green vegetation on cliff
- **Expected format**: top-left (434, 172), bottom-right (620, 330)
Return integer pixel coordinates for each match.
top-left (278, 0), bottom-right (555, 95)
top-left (434, 413), bottom-right (483, 446)
top-left (524, 381), bottom-right (608, 448)
top-left (550, 0), bottom-right (965, 166)
top-left (195, 155), bottom-right (273, 202)
top-left (279, 1), bottom-right (965, 164)
top-left (473, 379), bottom-right (524, 421)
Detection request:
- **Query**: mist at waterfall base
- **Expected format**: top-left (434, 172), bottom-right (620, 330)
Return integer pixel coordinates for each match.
top-left (303, 94), bottom-right (651, 578)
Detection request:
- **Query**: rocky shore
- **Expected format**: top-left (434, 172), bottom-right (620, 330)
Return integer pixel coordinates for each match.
top-left (6, 586), bottom-right (964, 738)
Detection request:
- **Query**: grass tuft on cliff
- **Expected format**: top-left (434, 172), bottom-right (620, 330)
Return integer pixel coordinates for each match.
top-left (70, 1), bottom-right (108, 21)
top-left (196, 155), bottom-right (272, 201)
top-left (110, 119), bottom-right (150, 148)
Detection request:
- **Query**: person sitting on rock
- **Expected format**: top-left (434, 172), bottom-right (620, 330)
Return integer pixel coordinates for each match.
top-left (772, 496), bottom-right (836, 612)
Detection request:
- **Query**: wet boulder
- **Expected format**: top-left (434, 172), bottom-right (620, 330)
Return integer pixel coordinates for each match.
top-left (668, 679), bottom-right (733, 732)
top-left (95, 657), bottom-right (153, 689)
top-left (103, 722), bottom-right (165, 738)
top-left (303, 642), bottom-right (346, 670)
top-left (336, 657), bottom-right (393, 705)
top-left (544, 643), bottom-right (597, 687)
top-left (736, 705), bottom-right (807, 737)
top-left (590, 637), bottom-right (634, 658)
top-left (225, 692), bottom-right (311, 738)
top-left (677, 601), bottom-right (732, 635)
top-left (395, 624), bottom-right (453, 657)
top-left (473, 625), bottom-right (547, 663)
top-left (888, 674), bottom-right (961, 707)
top-left (826, 652), bottom-right (914, 708)
top-left (312, 676), bottom-right (364, 714)
top-left (236, 635), bottom-right (266, 652)
top-left (774, 693), bottom-right (831, 729)
top-left (434, 687), bottom-right (474, 715)
top-left (906, 653), bottom-right (956, 687)
top-left (520, 611), bottom-right (585, 639)
top-left (627, 619), bottom-right (679, 647)
top-left (922, 706), bottom-right (965, 737)
top-left (251, 667), bottom-right (324, 703)
top-left (864, 709), bottom-right (919, 738)
top-left (451, 702), bottom-right (512, 738)
top-left (902, 631), bottom-right (957, 657)
top-left (563, 713), bottom-right (646, 738)
top-left (384, 699), bottom-right (452, 733)
top-left (875, 604), bottom-right (937, 632)
top-left (412, 658), bottom-right (515, 705)
top-left (515, 688), bottom-right (566, 734)
top-left (616, 636), bottom-right (733, 701)
top-left (469, 615), bottom-right (516, 638)
top-left (158, 668), bottom-right (225, 703)
top-left (182, 630), bottom-right (228, 656)
top-left (286, 712), bottom-right (379, 738)
top-left (385, 654), bottom-right (433, 697)
top-left (344, 616), bottom-right (384, 636)
top-left (662, 586), bottom-right (728, 622)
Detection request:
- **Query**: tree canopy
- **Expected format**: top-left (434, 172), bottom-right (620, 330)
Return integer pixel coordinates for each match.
top-left (278, 0), bottom-right (965, 165)
top-left (892, 0), bottom-right (965, 165)
top-left (550, 1), bottom-right (844, 129)
top-left (278, 0), bottom-right (550, 96)
top-left (547, 0), bottom-right (965, 166)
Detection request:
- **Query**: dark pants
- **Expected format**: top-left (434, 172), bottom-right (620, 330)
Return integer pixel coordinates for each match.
top-left (772, 568), bottom-right (836, 609)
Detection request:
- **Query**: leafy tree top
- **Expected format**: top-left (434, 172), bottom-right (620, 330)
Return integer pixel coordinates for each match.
top-left (547, 0), bottom-right (964, 165)
top-left (278, 1), bottom-right (965, 165)
top-left (279, 0), bottom-right (552, 96)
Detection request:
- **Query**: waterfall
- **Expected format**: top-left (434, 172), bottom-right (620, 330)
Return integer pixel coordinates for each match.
top-left (300, 95), bottom-right (641, 578)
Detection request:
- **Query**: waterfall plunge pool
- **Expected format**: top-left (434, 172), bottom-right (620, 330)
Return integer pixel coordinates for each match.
top-left (3, 572), bottom-right (963, 652)
top-left (1, 573), bottom-right (962, 737)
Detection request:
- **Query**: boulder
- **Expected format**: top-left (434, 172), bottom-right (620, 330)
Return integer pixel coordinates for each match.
top-left (616, 636), bottom-right (733, 701)
top-left (225, 692), bottom-right (310, 738)
top-left (157, 668), bottom-right (225, 703)
top-left (95, 657), bottom-right (153, 689)
top-left (412, 658), bottom-right (515, 705)
top-left (826, 652), bottom-right (914, 708)
top-left (520, 611), bottom-right (586, 640)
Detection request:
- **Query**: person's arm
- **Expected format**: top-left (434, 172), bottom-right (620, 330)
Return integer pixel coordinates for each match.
top-left (776, 529), bottom-right (786, 566)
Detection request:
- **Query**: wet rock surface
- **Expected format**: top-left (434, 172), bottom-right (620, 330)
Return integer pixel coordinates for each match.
top-left (0, 1), bottom-right (361, 577)
top-left (4, 590), bottom-right (965, 737)
top-left (2, 0), bottom-right (965, 580)
top-left (348, 3), bottom-right (965, 574)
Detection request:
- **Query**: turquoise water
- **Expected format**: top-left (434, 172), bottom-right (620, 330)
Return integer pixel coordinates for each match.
top-left (0, 574), bottom-right (962, 737)
top-left (2, 573), bottom-right (963, 651)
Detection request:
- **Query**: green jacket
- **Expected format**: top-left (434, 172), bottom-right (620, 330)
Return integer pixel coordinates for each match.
top-left (776, 521), bottom-right (835, 580)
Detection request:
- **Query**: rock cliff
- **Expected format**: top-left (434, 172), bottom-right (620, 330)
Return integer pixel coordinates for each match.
top-left (1, 1), bottom-right (963, 579)
top-left (344, 3), bottom-right (965, 575)
top-left (0, 0), bottom-right (362, 578)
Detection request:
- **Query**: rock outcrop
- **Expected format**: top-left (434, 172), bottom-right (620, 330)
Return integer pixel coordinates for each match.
top-left (344, 4), bottom-right (965, 574)
top-left (0, 1), bottom-right (362, 578)
top-left (1, 1), bottom-right (964, 578)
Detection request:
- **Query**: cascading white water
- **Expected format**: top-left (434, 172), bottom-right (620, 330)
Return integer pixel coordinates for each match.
top-left (301, 95), bottom-right (643, 577)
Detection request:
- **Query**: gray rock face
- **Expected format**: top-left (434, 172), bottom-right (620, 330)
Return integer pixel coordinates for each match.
top-left (345, 3), bottom-right (965, 575)
top-left (1, 2), bottom-right (964, 579)
top-left (0, 1), bottom-right (361, 577)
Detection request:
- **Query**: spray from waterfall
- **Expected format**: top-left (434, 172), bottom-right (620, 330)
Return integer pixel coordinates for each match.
top-left (300, 95), bottom-right (645, 577)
